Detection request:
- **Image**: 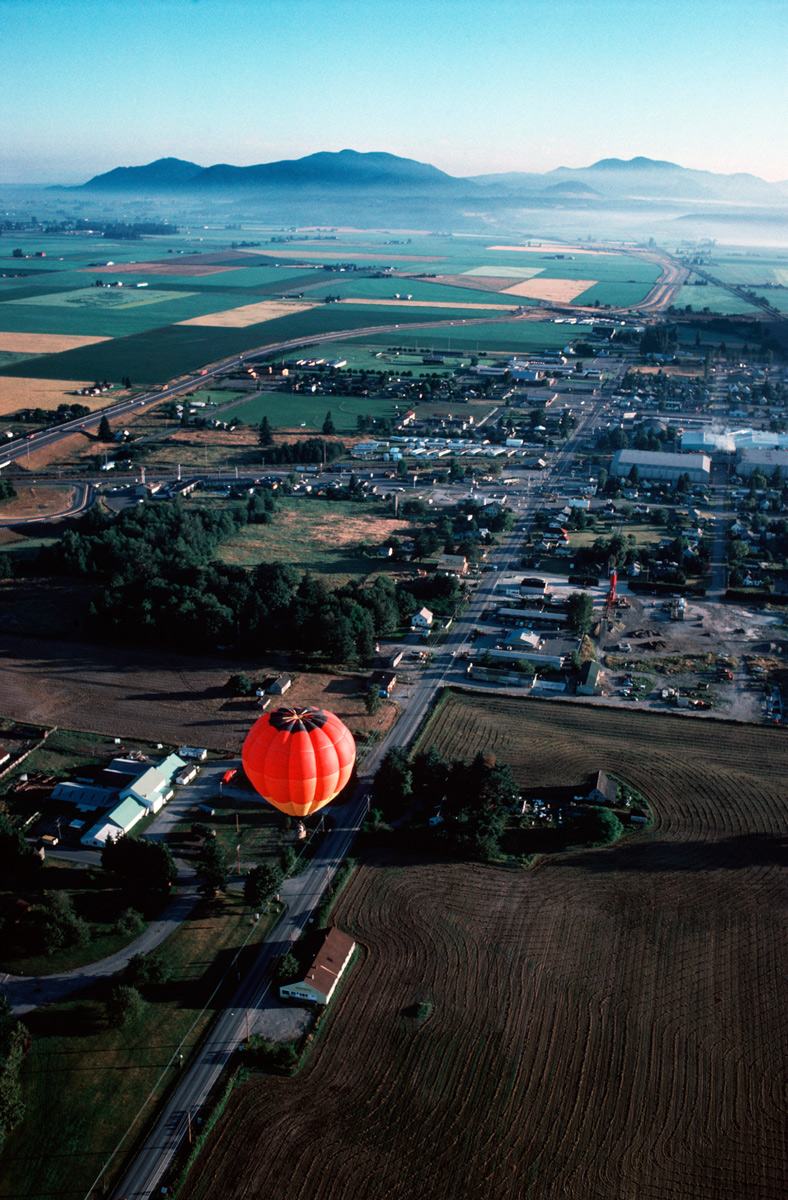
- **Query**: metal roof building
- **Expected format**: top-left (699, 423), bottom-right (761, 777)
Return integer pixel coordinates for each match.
top-left (610, 449), bottom-right (711, 484)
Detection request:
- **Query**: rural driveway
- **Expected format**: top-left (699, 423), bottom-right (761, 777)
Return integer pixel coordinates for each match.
top-left (0, 872), bottom-right (200, 1015)
top-left (0, 760), bottom-right (240, 1014)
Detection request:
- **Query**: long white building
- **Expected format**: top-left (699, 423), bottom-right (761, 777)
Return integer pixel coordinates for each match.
top-left (610, 449), bottom-right (711, 484)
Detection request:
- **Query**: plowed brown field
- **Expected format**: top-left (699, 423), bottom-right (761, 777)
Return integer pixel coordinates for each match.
top-left (184, 694), bottom-right (788, 1200)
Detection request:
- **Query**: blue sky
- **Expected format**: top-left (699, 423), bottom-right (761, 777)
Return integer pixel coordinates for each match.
top-left (3, 0), bottom-right (787, 184)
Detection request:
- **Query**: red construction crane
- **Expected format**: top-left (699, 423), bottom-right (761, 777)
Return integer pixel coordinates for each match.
top-left (603, 566), bottom-right (617, 623)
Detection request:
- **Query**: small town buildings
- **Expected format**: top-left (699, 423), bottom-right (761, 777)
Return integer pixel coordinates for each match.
top-left (577, 660), bottom-right (600, 695)
top-left (267, 673), bottom-right (293, 696)
top-left (279, 927), bottom-right (356, 1006)
top-left (411, 607), bottom-right (433, 631)
top-left (369, 670), bottom-right (397, 697)
top-left (50, 781), bottom-right (117, 810)
top-left (80, 797), bottom-right (147, 847)
top-left (156, 753), bottom-right (187, 783)
top-left (119, 766), bottom-right (170, 813)
top-left (736, 447), bottom-right (788, 478)
top-left (437, 553), bottom-right (468, 576)
top-left (586, 770), bottom-right (618, 805)
top-left (179, 746), bottom-right (208, 761)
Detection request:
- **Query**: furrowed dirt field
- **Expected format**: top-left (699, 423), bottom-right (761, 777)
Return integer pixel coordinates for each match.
top-left (183, 694), bottom-right (788, 1200)
top-left (0, 631), bottom-right (394, 749)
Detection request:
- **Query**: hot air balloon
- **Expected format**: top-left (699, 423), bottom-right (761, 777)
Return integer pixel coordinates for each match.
top-left (242, 706), bottom-right (356, 818)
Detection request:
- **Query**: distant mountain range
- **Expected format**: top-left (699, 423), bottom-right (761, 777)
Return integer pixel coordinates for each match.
top-left (72, 149), bottom-right (788, 208)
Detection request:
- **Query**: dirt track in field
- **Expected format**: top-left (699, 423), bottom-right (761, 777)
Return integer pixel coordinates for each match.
top-left (183, 695), bottom-right (788, 1200)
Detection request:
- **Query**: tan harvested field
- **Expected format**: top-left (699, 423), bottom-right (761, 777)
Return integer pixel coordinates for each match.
top-left (177, 299), bottom-right (318, 327)
top-left (489, 243), bottom-right (621, 256)
top-left (342, 297), bottom-right (518, 312)
top-left (184, 693), bottom-right (788, 1200)
top-left (0, 485), bottom-right (75, 520)
top-left (24, 431), bottom-right (97, 471)
top-left (0, 631), bottom-right (393, 749)
top-left (0, 377), bottom-right (99, 416)
top-left (0, 332), bottom-right (109, 354)
top-left (502, 277), bottom-right (596, 301)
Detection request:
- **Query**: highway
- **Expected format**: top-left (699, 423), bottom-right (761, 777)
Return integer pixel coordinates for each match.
top-left (0, 310), bottom-right (541, 475)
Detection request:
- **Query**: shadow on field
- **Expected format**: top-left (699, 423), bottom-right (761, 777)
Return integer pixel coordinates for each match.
top-left (560, 831), bottom-right (788, 873)
top-left (126, 684), bottom-right (228, 702)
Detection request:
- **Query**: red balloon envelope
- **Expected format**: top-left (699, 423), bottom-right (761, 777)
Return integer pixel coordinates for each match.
top-left (242, 706), bottom-right (356, 818)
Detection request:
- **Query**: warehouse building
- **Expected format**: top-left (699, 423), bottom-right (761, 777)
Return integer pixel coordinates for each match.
top-left (610, 449), bottom-right (711, 485)
top-left (735, 447), bottom-right (788, 478)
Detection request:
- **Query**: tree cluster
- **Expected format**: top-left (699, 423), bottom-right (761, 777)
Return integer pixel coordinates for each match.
top-left (372, 746), bottom-right (519, 861)
top-left (260, 438), bottom-right (345, 466)
top-left (101, 835), bottom-right (177, 893)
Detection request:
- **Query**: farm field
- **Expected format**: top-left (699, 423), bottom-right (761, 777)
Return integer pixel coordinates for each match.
top-left (0, 231), bottom-right (664, 389)
top-left (707, 253), bottom-right (788, 286)
top-left (0, 376), bottom-right (97, 415)
top-left (0, 302), bottom-right (494, 386)
top-left (674, 285), bottom-right (755, 315)
top-left (752, 287), bottom-right (788, 312)
top-left (353, 318), bottom-right (577, 354)
top-left (0, 631), bottom-right (394, 749)
top-left (184, 693), bottom-right (788, 1200)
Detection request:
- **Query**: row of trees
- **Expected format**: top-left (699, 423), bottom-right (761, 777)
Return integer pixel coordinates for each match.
top-left (0, 998), bottom-right (30, 1150)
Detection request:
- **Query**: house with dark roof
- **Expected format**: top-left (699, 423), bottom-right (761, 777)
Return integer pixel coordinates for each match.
top-left (586, 770), bottom-right (618, 805)
top-left (577, 660), bottom-right (600, 695)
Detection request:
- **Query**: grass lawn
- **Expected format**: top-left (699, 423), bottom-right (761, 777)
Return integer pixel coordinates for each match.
top-left (169, 784), bottom-right (290, 868)
top-left (569, 521), bottom-right (663, 550)
top-left (214, 496), bottom-right (410, 585)
top-left (227, 390), bottom-right (400, 432)
top-left (0, 890), bottom-right (277, 1200)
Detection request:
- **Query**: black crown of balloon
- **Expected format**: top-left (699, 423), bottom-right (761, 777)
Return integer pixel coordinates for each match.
top-left (269, 706), bottom-right (329, 734)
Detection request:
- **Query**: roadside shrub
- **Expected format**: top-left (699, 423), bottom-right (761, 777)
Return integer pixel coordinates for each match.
top-left (105, 984), bottom-right (145, 1029)
top-left (273, 952), bottom-right (300, 984)
top-left (115, 907), bottom-right (145, 937)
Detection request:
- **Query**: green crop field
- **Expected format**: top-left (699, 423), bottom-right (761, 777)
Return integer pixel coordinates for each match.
top-left (353, 318), bottom-right (573, 354)
top-left (708, 255), bottom-right (788, 285)
top-left (673, 285), bottom-right (756, 315)
top-left (752, 288), bottom-right (788, 312)
top-left (571, 280), bottom-right (655, 306)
